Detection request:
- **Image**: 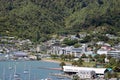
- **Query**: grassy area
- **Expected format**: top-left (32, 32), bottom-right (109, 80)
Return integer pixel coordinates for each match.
top-left (117, 72), bottom-right (120, 78)
top-left (43, 58), bottom-right (97, 67)
top-left (82, 62), bottom-right (96, 67)
top-left (42, 58), bottom-right (72, 65)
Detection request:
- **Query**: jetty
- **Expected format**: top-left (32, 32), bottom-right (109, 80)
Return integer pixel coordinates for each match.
top-left (49, 73), bottom-right (72, 79)
top-left (38, 67), bottom-right (62, 70)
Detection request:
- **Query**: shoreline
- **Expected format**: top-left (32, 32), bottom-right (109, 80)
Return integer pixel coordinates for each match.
top-left (41, 58), bottom-right (71, 65)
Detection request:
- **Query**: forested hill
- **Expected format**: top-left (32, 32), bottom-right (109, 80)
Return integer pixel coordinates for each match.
top-left (0, 0), bottom-right (120, 42)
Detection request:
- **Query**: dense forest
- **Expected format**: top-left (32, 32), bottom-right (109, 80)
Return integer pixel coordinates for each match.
top-left (0, 0), bottom-right (120, 42)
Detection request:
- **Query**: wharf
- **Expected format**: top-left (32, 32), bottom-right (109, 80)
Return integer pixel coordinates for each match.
top-left (49, 73), bottom-right (72, 79)
top-left (38, 67), bottom-right (62, 70)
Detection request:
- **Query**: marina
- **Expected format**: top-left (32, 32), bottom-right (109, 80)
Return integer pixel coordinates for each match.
top-left (0, 60), bottom-right (71, 80)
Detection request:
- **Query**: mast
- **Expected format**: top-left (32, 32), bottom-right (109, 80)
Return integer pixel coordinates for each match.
top-left (28, 65), bottom-right (31, 80)
top-left (2, 67), bottom-right (5, 80)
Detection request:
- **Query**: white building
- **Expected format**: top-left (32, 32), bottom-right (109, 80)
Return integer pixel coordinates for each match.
top-left (97, 49), bottom-right (108, 55)
top-left (51, 45), bottom-right (94, 57)
top-left (107, 50), bottom-right (120, 59)
top-left (51, 46), bottom-right (83, 57)
top-left (63, 66), bottom-right (109, 78)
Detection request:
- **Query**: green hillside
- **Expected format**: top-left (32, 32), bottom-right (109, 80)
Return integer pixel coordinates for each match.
top-left (0, 0), bottom-right (120, 42)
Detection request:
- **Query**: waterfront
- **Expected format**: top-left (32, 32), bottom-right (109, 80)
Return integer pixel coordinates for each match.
top-left (0, 60), bottom-right (71, 80)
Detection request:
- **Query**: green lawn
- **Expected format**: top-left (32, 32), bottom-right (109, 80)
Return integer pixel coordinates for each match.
top-left (82, 62), bottom-right (96, 67)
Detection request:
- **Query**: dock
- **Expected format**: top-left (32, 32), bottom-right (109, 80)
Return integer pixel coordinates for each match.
top-left (38, 67), bottom-right (62, 70)
top-left (49, 73), bottom-right (72, 79)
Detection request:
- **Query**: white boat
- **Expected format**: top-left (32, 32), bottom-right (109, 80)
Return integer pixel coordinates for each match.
top-left (9, 66), bottom-right (12, 70)
top-left (23, 62), bottom-right (29, 74)
top-left (23, 70), bottom-right (29, 74)
top-left (13, 65), bottom-right (21, 79)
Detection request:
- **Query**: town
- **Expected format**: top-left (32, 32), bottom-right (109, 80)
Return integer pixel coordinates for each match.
top-left (0, 32), bottom-right (120, 80)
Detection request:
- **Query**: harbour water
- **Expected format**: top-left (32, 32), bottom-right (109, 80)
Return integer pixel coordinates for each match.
top-left (0, 60), bottom-right (71, 80)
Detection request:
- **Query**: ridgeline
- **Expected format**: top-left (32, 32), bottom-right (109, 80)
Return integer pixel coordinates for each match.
top-left (0, 0), bottom-right (120, 42)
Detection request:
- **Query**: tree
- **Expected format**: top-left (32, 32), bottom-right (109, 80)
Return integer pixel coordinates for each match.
top-left (80, 35), bottom-right (92, 43)
top-left (105, 58), bottom-right (120, 72)
top-left (60, 54), bottom-right (66, 61)
top-left (74, 43), bottom-right (81, 48)
top-left (107, 55), bottom-right (112, 60)
top-left (62, 38), bottom-right (78, 46)
top-left (75, 33), bottom-right (80, 38)
top-left (72, 61), bottom-right (78, 66)
top-left (77, 58), bottom-right (83, 66)
top-left (50, 54), bottom-right (58, 59)
top-left (81, 54), bottom-right (87, 58)
top-left (59, 62), bottom-right (66, 69)
top-left (67, 54), bottom-right (74, 61)
top-left (105, 72), bottom-right (118, 79)
top-left (72, 75), bottom-right (80, 80)
top-left (94, 54), bottom-right (100, 62)
top-left (100, 54), bottom-right (106, 59)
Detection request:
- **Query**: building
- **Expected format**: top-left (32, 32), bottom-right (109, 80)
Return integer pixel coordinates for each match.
top-left (97, 49), bottom-right (108, 55)
top-left (51, 46), bottom-right (83, 57)
top-left (63, 66), bottom-right (110, 78)
top-left (77, 70), bottom-right (96, 79)
top-left (107, 50), bottom-right (120, 59)
top-left (51, 45), bottom-right (94, 57)
top-left (12, 51), bottom-right (28, 58)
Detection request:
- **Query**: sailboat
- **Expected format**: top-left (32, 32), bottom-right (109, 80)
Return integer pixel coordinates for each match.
top-left (23, 62), bottom-right (29, 74)
top-left (3, 67), bottom-right (5, 80)
top-left (8, 62), bottom-right (13, 70)
top-left (8, 66), bottom-right (12, 70)
top-left (13, 65), bottom-right (21, 80)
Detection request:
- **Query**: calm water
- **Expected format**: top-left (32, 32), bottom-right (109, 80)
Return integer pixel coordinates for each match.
top-left (0, 60), bottom-right (71, 80)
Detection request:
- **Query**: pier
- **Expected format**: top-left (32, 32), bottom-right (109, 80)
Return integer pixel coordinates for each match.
top-left (38, 67), bottom-right (62, 70)
top-left (49, 73), bottom-right (72, 79)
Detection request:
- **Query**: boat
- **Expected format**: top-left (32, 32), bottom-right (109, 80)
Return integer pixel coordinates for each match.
top-left (13, 65), bottom-right (21, 80)
top-left (8, 66), bottom-right (12, 70)
top-left (8, 62), bottom-right (13, 70)
top-left (23, 70), bottom-right (29, 74)
top-left (23, 62), bottom-right (29, 74)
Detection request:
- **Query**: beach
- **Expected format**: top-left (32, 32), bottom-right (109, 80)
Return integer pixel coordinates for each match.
top-left (41, 58), bottom-right (71, 65)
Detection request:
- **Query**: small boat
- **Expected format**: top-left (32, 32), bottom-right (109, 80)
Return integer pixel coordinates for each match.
top-left (8, 62), bottom-right (13, 70)
top-left (23, 62), bottom-right (29, 74)
top-left (8, 66), bottom-right (12, 70)
top-left (23, 70), bottom-right (29, 74)
top-left (13, 65), bottom-right (21, 79)
top-left (14, 74), bottom-right (20, 78)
